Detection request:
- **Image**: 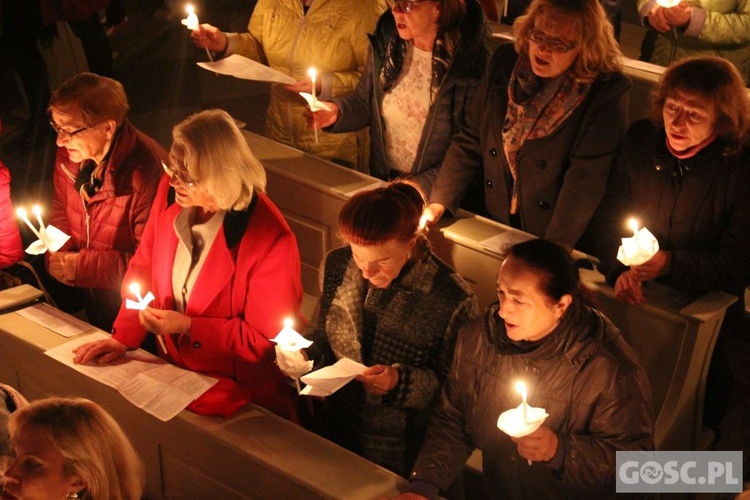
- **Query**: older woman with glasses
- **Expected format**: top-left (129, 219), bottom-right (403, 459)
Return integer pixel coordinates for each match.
top-left (423, 0), bottom-right (630, 252)
top-left (308, 0), bottom-right (489, 196)
top-left (73, 109), bottom-right (303, 419)
top-left (45, 72), bottom-right (166, 331)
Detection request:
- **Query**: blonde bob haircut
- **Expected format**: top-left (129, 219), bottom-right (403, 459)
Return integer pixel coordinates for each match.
top-left (172, 109), bottom-right (266, 211)
top-left (48, 72), bottom-right (130, 127)
top-left (8, 397), bottom-right (144, 500)
top-left (513, 0), bottom-right (622, 83)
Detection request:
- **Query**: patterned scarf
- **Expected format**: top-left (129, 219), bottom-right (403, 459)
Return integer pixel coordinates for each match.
top-left (74, 159), bottom-right (107, 202)
top-left (379, 33), bottom-right (454, 105)
top-left (502, 55), bottom-right (591, 213)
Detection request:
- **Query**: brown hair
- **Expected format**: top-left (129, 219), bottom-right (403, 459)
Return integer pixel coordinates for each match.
top-left (513, 0), bottom-right (622, 82)
top-left (437, 0), bottom-right (467, 37)
top-left (651, 56), bottom-right (750, 154)
top-left (338, 179), bottom-right (425, 245)
top-left (48, 72), bottom-right (129, 127)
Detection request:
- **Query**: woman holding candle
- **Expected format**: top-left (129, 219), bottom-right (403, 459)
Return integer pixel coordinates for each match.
top-left (307, 0), bottom-right (490, 196)
top-left (301, 180), bottom-right (478, 476)
top-left (190, 0), bottom-right (385, 171)
top-left (72, 109), bottom-right (303, 419)
top-left (44, 72), bottom-right (166, 331)
top-left (422, 0), bottom-right (630, 251)
top-left (638, 0), bottom-right (750, 83)
top-left (397, 239), bottom-right (653, 499)
top-left (594, 56), bottom-right (750, 306)
top-left (591, 57), bottom-right (750, 472)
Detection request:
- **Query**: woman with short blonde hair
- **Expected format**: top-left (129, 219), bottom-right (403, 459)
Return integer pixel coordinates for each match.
top-left (171, 109), bottom-right (266, 211)
top-left (4, 398), bottom-right (143, 500)
top-left (74, 109), bottom-right (303, 420)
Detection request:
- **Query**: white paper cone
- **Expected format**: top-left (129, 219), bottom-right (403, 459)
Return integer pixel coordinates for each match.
top-left (496, 403), bottom-right (549, 438)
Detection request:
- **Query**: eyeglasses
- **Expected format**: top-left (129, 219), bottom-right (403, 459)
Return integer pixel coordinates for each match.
top-left (527, 28), bottom-right (577, 53)
top-left (49, 120), bottom-right (94, 139)
top-left (389, 0), bottom-right (438, 14)
top-left (162, 161), bottom-right (196, 189)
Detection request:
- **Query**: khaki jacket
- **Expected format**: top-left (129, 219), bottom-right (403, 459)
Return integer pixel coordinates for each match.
top-left (228, 0), bottom-right (385, 170)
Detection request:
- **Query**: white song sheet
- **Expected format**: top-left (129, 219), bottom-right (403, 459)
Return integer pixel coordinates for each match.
top-left (300, 357), bottom-right (367, 397)
top-left (45, 332), bottom-right (217, 421)
top-left (16, 302), bottom-right (93, 338)
top-left (197, 54), bottom-right (296, 85)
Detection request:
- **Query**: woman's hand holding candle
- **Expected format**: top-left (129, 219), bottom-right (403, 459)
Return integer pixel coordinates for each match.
top-left (510, 425), bottom-right (559, 463)
top-left (138, 307), bottom-right (192, 337)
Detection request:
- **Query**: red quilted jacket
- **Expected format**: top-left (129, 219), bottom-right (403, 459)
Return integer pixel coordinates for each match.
top-left (48, 119), bottom-right (166, 290)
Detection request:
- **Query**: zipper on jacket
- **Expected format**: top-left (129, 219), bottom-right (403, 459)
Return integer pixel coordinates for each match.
top-left (80, 195), bottom-right (92, 249)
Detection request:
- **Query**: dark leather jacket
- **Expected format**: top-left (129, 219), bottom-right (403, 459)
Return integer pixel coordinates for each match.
top-left (409, 303), bottom-right (654, 499)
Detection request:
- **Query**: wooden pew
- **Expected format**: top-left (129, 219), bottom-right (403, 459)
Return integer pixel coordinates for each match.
top-left (0, 296), bottom-right (405, 499)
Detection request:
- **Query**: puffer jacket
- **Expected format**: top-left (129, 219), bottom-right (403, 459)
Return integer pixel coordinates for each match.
top-left (429, 42), bottom-right (631, 249)
top-left (328, 0), bottom-right (490, 195)
top-left (226, 0), bottom-right (385, 171)
top-left (638, 0), bottom-right (750, 83)
top-left (409, 303), bottom-right (654, 499)
top-left (49, 120), bottom-right (165, 312)
top-left (594, 120), bottom-right (750, 299)
top-left (0, 164), bottom-right (23, 269)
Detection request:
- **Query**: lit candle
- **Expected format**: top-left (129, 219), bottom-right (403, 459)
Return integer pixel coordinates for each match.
top-left (418, 213), bottom-right (430, 232)
top-left (308, 67), bottom-right (319, 144)
top-left (182, 4), bottom-right (214, 62)
top-left (129, 282), bottom-right (144, 303)
top-left (628, 218), bottom-right (639, 239)
top-left (16, 208), bottom-right (42, 241)
top-left (516, 381), bottom-right (528, 424)
top-left (31, 205), bottom-right (49, 245)
top-left (656, 0), bottom-right (680, 7)
top-left (182, 4), bottom-right (199, 30)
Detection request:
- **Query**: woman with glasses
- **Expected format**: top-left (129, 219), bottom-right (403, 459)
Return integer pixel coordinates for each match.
top-left (308, 0), bottom-right (489, 196)
top-left (423, 0), bottom-right (629, 253)
top-left (190, 0), bottom-right (385, 171)
top-left (45, 72), bottom-right (166, 331)
top-left (72, 109), bottom-right (303, 420)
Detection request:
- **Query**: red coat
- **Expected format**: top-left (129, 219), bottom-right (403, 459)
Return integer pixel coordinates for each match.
top-left (0, 164), bottom-right (23, 269)
top-left (112, 192), bottom-right (303, 418)
top-left (49, 120), bottom-right (165, 291)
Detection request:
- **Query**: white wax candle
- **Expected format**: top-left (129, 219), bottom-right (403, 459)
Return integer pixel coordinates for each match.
top-left (129, 282), bottom-right (144, 303)
top-left (516, 381), bottom-right (528, 424)
top-left (16, 208), bottom-right (42, 241)
top-left (31, 205), bottom-right (49, 244)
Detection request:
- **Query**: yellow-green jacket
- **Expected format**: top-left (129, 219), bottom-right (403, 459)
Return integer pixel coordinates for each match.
top-left (638, 0), bottom-right (750, 83)
top-left (226, 0), bottom-right (386, 170)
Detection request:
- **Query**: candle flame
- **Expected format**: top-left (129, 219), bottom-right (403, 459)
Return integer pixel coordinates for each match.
top-left (129, 282), bottom-right (140, 295)
top-left (284, 317), bottom-right (293, 329)
top-left (15, 208), bottom-right (27, 218)
top-left (308, 67), bottom-right (317, 81)
top-left (628, 218), bottom-right (639, 234)
top-left (515, 381), bottom-right (527, 400)
top-left (31, 205), bottom-right (42, 217)
top-left (186, 4), bottom-right (195, 15)
top-left (656, 0), bottom-right (680, 7)
top-left (418, 213), bottom-right (429, 231)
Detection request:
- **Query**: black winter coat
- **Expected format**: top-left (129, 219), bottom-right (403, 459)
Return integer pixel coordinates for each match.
top-left (409, 303), bottom-right (654, 499)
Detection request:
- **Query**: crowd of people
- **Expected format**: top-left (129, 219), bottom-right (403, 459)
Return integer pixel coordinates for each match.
top-left (0, 0), bottom-right (749, 497)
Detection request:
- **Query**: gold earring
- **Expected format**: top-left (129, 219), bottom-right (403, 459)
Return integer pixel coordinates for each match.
top-left (66, 493), bottom-right (79, 500)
